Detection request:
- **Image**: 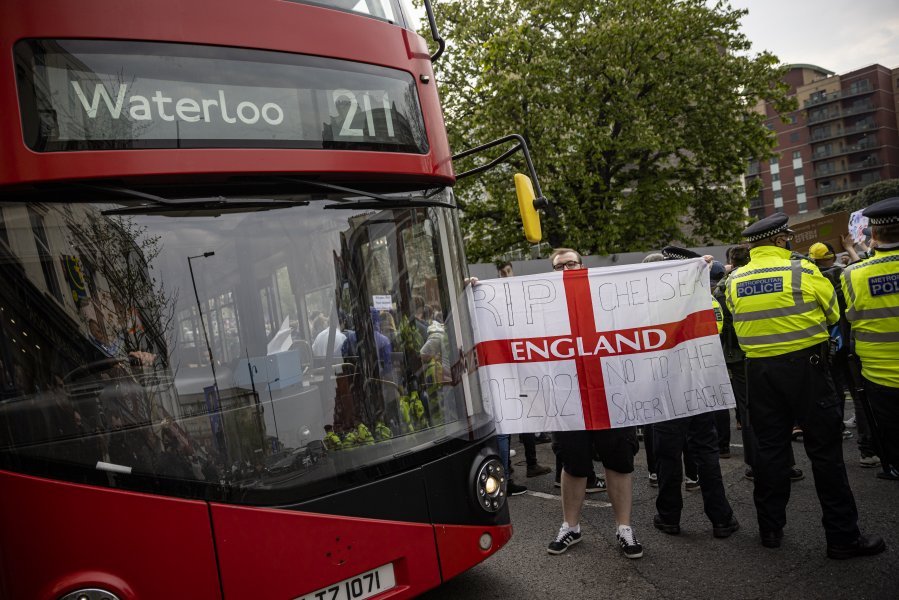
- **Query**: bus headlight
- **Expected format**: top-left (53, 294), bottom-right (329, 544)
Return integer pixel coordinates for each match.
top-left (473, 457), bottom-right (506, 513)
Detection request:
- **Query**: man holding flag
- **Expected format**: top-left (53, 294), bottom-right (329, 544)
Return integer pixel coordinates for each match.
top-left (545, 248), bottom-right (643, 560)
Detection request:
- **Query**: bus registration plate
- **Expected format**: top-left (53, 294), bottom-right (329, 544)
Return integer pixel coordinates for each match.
top-left (295, 563), bottom-right (396, 600)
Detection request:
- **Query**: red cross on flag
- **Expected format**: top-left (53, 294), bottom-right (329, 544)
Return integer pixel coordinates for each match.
top-left (469, 258), bottom-right (733, 434)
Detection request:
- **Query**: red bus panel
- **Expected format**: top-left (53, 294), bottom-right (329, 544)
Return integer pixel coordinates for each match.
top-left (0, 470), bottom-right (221, 600)
top-left (210, 503), bottom-right (442, 600)
top-left (434, 522), bottom-right (514, 583)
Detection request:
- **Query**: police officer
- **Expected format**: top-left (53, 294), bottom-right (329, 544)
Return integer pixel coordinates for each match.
top-left (841, 197), bottom-right (899, 481)
top-left (725, 213), bottom-right (885, 559)
top-left (650, 247), bottom-right (739, 538)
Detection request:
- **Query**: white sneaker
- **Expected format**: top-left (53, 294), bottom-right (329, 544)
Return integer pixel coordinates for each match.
top-left (509, 449), bottom-right (517, 457)
top-left (616, 525), bottom-right (643, 559)
top-left (547, 524), bottom-right (582, 555)
top-left (844, 415), bottom-right (857, 428)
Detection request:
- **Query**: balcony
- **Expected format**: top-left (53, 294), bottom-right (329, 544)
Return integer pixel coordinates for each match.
top-left (805, 91), bottom-right (843, 108)
top-left (847, 120), bottom-right (877, 135)
top-left (814, 137), bottom-right (880, 161)
top-left (803, 81), bottom-right (873, 108)
top-left (810, 127), bottom-right (845, 144)
top-left (814, 163), bottom-right (839, 178)
top-left (808, 119), bottom-right (878, 149)
top-left (848, 156), bottom-right (879, 172)
top-left (842, 102), bottom-right (875, 117)
top-left (813, 157), bottom-right (879, 179)
top-left (806, 101), bottom-right (876, 125)
top-left (807, 109), bottom-right (842, 125)
top-left (816, 173), bottom-right (882, 197)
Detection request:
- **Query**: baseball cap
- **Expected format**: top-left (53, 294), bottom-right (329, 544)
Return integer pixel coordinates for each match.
top-left (808, 242), bottom-right (834, 260)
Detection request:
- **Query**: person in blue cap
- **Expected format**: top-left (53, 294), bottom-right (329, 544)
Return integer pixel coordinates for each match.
top-left (725, 212), bottom-right (885, 559)
top-left (649, 246), bottom-right (739, 539)
top-left (841, 197), bottom-right (899, 482)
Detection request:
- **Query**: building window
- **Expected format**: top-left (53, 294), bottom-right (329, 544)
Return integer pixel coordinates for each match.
top-left (848, 79), bottom-right (870, 94)
top-left (28, 208), bottom-right (63, 302)
top-left (796, 185), bottom-right (805, 194)
top-left (770, 156), bottom-right (779, 165)
top-left (793, 151), bottom-right (801, 159)
top-left (747, 159), bottom-right (760, 175)
top-left (0, 207), bottom-right (8, 247)
top-left (773, 191), bottom-right (783, 209)
top-left (814, 143), bottom-right (832, 158)
top-left (797, 189), bottom-right (808, 214)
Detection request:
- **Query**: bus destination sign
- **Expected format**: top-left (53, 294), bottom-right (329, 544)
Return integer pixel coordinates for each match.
top-left (16, 39), bottom-right (428, 153)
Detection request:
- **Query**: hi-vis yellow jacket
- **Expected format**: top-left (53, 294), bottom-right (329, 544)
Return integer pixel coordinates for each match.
top-left (725, 246), bottom-right (838, 358)
top-left (712, 295), bottom-right (724, 334)
top-left (841, 247), bottom-right (899, 388)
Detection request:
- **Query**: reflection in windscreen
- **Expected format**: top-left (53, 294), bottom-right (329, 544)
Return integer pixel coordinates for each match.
top-left (0, 192), bottom-right (486, 501)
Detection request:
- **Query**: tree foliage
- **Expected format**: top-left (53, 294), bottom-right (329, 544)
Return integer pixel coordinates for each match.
top-left (428, 0), bottom-right (795, 260)
top-left (822, 179), bottom-right (899, 215)
top-left (67, 214), bottom-right (177, 364)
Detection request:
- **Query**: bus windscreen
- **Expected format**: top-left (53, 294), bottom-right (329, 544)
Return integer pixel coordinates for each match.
top-left (14, 39), bottom-right (428, 153)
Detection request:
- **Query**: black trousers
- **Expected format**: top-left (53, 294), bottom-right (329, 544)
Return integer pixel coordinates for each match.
top-left (714, 408), bottom-right (731, 452)
top-left (519, 433), bottom-right (538, 467)
top-left (732, 360), bottom-right (798, 469)
top-left (746, 346), bottom-right (860, 544)
top-left (644, 423), bottom-right (698, 480)
top-left (653, 412), bottom-right (733, 525)
top-left (730, 360), bottom-right (756, 467)
top-left (864, 378), bottom-right (899, 470)
top-left (643, 423), bottom-right (655, 474)
top-left (831, 348), bottom-right (875, 457)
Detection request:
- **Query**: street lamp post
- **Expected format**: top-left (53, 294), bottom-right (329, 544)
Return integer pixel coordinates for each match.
top-left (188, 251), bottom-right (218, 389)
top-left (188, 251), bottom-right (224, 449)
top-left (267, 377), bottom-right (281, 445)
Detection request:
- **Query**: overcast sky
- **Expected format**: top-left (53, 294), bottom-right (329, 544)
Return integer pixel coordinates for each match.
top-left (406, 1), bottom-right (899, 75)
top-left (728, 0), bottom-right (899, 74)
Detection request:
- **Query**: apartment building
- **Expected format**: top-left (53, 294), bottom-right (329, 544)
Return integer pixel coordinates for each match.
top-left (746, 63), bottom-right (899, 220)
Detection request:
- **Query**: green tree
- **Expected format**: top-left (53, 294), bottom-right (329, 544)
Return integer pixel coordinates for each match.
top-left (822, 179), bottom-right (899, 215)
top-left (429, 0), bottom-right (794, 260)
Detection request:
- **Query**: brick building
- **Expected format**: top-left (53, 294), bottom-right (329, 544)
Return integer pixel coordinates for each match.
top-left (746, 63), bottom-right (899, 220)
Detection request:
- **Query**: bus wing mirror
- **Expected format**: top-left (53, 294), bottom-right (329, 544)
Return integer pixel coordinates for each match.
top-left (514, 173), bottom-right (542, 243)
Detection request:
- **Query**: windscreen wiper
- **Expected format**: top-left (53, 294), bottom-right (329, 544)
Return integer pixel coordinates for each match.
top-left (102, 198), bottom-right (309, 216)
top-left (276, 177), bottom-right (456, 210)
top-left (73, 183), bottom-right (309, 216)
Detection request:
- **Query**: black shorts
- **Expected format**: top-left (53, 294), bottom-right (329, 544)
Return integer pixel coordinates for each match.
top-left (552, 427), bottom-right (638, 476)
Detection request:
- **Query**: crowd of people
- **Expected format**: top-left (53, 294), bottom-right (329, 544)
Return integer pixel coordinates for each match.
top-left (309, 299), bottom-right (454, 440)
top-left (497, 196), bottom-right (898, 562)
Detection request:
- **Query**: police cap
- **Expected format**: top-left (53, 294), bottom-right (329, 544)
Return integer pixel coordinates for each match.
top-left (741, 213), bottom-right (793, 242)
top-left (862, 196), bottom-right (899, 225)
top-left (661, 246), bottom-right (700, 260)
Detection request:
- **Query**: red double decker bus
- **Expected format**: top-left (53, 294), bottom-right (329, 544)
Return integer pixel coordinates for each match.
top-left (0, 1), bottom-right (513, 598)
